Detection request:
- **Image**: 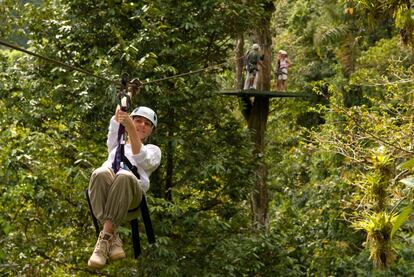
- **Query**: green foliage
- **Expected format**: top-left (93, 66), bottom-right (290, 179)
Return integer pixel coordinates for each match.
top-left (356, 0), bottom-right (414, 46)
top-left (353, 211), bottom-right (396, 269)
top-left (352, 206), bottom-right (412, 269)
top-left (2, 0), bottom-right (414, 276)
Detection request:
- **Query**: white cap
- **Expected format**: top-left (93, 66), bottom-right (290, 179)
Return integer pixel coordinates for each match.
top-left (252, 43), bottom-right (260, 50)
top-left (278, 50), bottom-right (287, 55)
top-left (130, 106), bottom-right (158, 127)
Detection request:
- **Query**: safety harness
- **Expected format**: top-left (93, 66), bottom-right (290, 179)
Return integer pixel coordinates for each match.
top-left (276, 59), bottom-right (288, 77)
top-left (246, 50), bottom-right (260, 74)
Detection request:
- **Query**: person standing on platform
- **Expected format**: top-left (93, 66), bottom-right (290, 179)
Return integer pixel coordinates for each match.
top-left (244, 43), bottom-right (264, 90)
top-left (276, 50), bottom-right (290, 91)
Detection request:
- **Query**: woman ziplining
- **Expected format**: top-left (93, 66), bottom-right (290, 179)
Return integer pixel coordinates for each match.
top-left (87, 83), bottom-right (161, 268)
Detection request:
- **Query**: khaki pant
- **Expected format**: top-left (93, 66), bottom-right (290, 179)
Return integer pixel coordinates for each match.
top-left (88, 167), bottom-right (143, 226)
top-left (244, 69), bottom-right (259, 90)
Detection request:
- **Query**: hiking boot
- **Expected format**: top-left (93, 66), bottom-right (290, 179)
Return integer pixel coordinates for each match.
top-left (88, 231), bottom-right (113, 269)
top-left (110, 232), bottom-right (126, 260)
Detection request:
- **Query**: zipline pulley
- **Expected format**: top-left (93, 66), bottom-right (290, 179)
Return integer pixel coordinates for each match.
top-left (117, 73), bottom-right (143, 112)
top-left (117, 73), bottom-right (132, 112)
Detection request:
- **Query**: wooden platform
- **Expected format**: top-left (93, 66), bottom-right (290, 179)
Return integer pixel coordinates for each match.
top-left (218, 89), bottom-right (308, 98)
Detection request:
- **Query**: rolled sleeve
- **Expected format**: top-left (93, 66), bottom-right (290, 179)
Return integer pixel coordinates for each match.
top-left (107, 116), bottom-right (120, 154)
top-left (132, 144), bottom-right (161, 174)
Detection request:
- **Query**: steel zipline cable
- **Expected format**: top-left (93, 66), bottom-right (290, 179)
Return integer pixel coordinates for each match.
top-left (0, 38), bottom-right (118, 85)
top-left (0, 38), bottom-right (243, 87)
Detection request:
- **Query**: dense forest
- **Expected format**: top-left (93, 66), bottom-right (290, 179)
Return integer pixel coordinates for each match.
top-left (1, 0), bottom-right (414, 276)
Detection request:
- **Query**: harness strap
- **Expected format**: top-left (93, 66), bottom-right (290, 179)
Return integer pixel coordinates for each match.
top-left (131, 218), bottom-right (141, 258)
top-left (112, 135), bottom-right (125, 173)
top-left (277, 67), bottom-right (288, 76)
top-left (140, 195), bottom-right (156, 244)
top-left (122, 156), bottom-right (140, 179)
top-left (123, 156), bottom-right (156, 258)
top-left (85, 189), bottom-right (100, 238)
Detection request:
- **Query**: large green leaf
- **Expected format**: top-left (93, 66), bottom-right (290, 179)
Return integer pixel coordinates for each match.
top-left (399, 158), bottom-right (414, 170)
top-left (391, 206), bottom-right (412, 239)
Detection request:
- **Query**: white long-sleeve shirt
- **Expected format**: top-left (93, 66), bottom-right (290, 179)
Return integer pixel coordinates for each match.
top-left (101, 116), bottom-right (161, 192)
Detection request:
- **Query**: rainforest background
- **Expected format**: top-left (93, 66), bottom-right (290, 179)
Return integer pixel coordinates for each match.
top-left (2, 0), bottom-right (414, 276)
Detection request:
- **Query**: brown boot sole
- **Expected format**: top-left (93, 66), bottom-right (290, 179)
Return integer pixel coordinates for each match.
top-left (88, 260), bottom-right (106, 269)
top-left (110, 252), bottom-right (126, 261)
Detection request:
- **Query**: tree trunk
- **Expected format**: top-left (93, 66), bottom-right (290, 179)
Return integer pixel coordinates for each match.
top-left (235, 36), bottom-right (244, 90)
top-left (248, 96), bottom-right (269, 227)
top-left (165, 127), bottom-right (173, 201)
top-left (165, 98), bottom-right (175, 201)
top-left (236, 2), bottom-right (274, 227)
top-left (248, 3), bottom-right (274, 227)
